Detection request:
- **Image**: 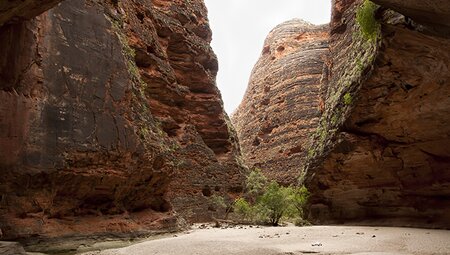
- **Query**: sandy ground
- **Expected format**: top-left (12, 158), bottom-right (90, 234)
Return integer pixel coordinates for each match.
top-left (81, 225), bottom-right (450, 255)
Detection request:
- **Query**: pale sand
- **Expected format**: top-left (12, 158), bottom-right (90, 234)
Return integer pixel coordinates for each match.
top-left (82, 225), bottom-right (450, 255)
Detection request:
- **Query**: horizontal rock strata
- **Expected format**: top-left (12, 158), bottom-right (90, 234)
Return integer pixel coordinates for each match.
top-left (234, 0), bottom-right (450, 228)
top-left (0, 0), bottom-right (245, 247)
top-left (304, 0), bottom-right (450, 228)
top-left (232, 19), bottom-right (328, 184)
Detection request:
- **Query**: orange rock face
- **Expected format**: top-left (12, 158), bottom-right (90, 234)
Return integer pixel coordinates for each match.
top-left (234, 0), bottom-right (450, 228)
top-left (0, 0), bottom-right (245, 245)
top-left (143, 0), bottom-right (246, 221)
top-left (304, 0), bottom-right (450, 228)
top-left (232, 20), bottom-right (328, 184)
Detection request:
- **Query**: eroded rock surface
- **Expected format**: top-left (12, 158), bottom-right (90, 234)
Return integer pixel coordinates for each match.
top-left (0, 0), bottom-right (245, 246)
top-left (234, 0), bottom-right (450, 228)
top-left (372, 0), bottom-right (450, 36)
top-left (142, 0), bottom-right (246, 220)
top-left (232, 20), bottom-right (328, 184)
top-left (0, 242), bottom-right (27, 255)
top-left (0, 0), bottom-right (64, 27)
top-left (304, 0), bottom-right (450, 228)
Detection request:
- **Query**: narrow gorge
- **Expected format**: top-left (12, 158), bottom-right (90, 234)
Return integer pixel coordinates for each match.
top-left (0, 0), bottom-right (449, 253)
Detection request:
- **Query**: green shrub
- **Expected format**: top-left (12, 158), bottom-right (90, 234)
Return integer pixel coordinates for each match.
top-left (234, 197), bottom-right (253, 220)
top-left (356, 0), bottom-right (379, 40)
top-left (256, 181), bottom-right (289, 225)
top-left (294, 218), bottom-right (311, 226)
top-left (209, 194), bottom-right (227, 211)
top-left (233, 170), bottom-right (310, 226)
top-left (287, 185), bottom-right (310, 219)
top-left (246, 168), bottom-right (268, 197)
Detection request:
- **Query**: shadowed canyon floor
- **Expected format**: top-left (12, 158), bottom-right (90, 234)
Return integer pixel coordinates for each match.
top-left (80, 225), bottom-right (450, 255)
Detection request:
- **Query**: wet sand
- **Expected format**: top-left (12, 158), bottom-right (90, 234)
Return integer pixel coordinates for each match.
top-left (81, 225), bottom-right (450, 255)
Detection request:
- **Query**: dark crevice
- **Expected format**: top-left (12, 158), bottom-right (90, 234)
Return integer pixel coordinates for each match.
top-left (353, 117), bottom-right (382, 127)
top-left (420, 149), bottom-right (450, 163)
top-left (342, 126), bottom-right (409, 146)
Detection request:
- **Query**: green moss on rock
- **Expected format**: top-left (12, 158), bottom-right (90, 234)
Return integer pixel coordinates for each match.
top-left (344, 93), bottom-right (353, 105)
top-left (356, 0), bottom-right (380, 40)
top-left (300, 0), bottom-right (381, 184)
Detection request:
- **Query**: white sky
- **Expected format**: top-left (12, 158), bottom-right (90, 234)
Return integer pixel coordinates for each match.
top-left (203, 0), bottom-right (331, 114)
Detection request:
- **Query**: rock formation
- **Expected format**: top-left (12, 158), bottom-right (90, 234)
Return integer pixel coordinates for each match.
top-left (0, 0), bottom-right (245, 248)
top-left (0, 0), bottom-right (63, 27)
top-left (302, 0), bottom-right (450, 227)
top-left (0, 242), bottom-right (28, 255)
top-left (232, 20), bottom-right (328, 184)
top-left (235, 0), bottom-right (450, 228)
top-left (372, 0), bottom-right (450, 37)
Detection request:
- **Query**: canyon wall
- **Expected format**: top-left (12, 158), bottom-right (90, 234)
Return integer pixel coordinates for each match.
top-left (0, 0), bottom-right (63, 26)
top-left (232, 20), bottom-right (328, 184)
top-left (372, 0), bottom-right (450, 37)
top-left (303, 0), bottom-right (450, 227)
top-left (235, 0), bottom-right (450, 228)
top-left (0, 0), bottom-right (245, 246)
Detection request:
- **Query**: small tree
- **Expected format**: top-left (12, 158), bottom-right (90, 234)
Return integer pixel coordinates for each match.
top-left (285, 185), bottom-right (310, 220)
top-left (210, 194), bottom-right (242, 220)
top-left (294, 186), bottom-right (310, 217)
top-left (256, 181), bottom-right (289, 225)
top-left (246, 168), bottom-right (267, 198)
top-left (233, 170), bottom-right (310, 226)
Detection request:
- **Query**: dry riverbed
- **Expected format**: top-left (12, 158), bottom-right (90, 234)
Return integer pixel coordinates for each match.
top-left (79, 224), bottom-right (450, 255)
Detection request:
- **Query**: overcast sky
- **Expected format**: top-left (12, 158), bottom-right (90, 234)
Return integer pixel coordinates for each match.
top-left (203, 0), bottom-right (331, 114)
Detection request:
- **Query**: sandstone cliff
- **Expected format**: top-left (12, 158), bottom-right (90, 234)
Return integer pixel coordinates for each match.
top-left (232, 20), bottom-right (328, 184)
top-left (303, 0), bottom-right (450, 227)
top-left (234, 0), bottom-right (450, 228)
top-left (0, 0), bottom-right (63, 27)
top-left (0, 0), bottom-right (245, 247)
top-left (372, 0), bottom-right (450, 37)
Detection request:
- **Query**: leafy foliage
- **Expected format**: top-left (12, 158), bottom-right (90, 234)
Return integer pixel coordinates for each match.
top-left (234, 197), bottom-right (253, 220)
top-left (288, 185), bottom-right (310, 219)
top-left (233, 170), bottom-right (310, 225)
top-left (257, 181), bottom-right (292, 225)
top-left (210, 194), bottom-right (227, 211)
top-left (356, 0), bottom-right (380, 40)
top-left (246, 168), bottom-right (268, 197)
